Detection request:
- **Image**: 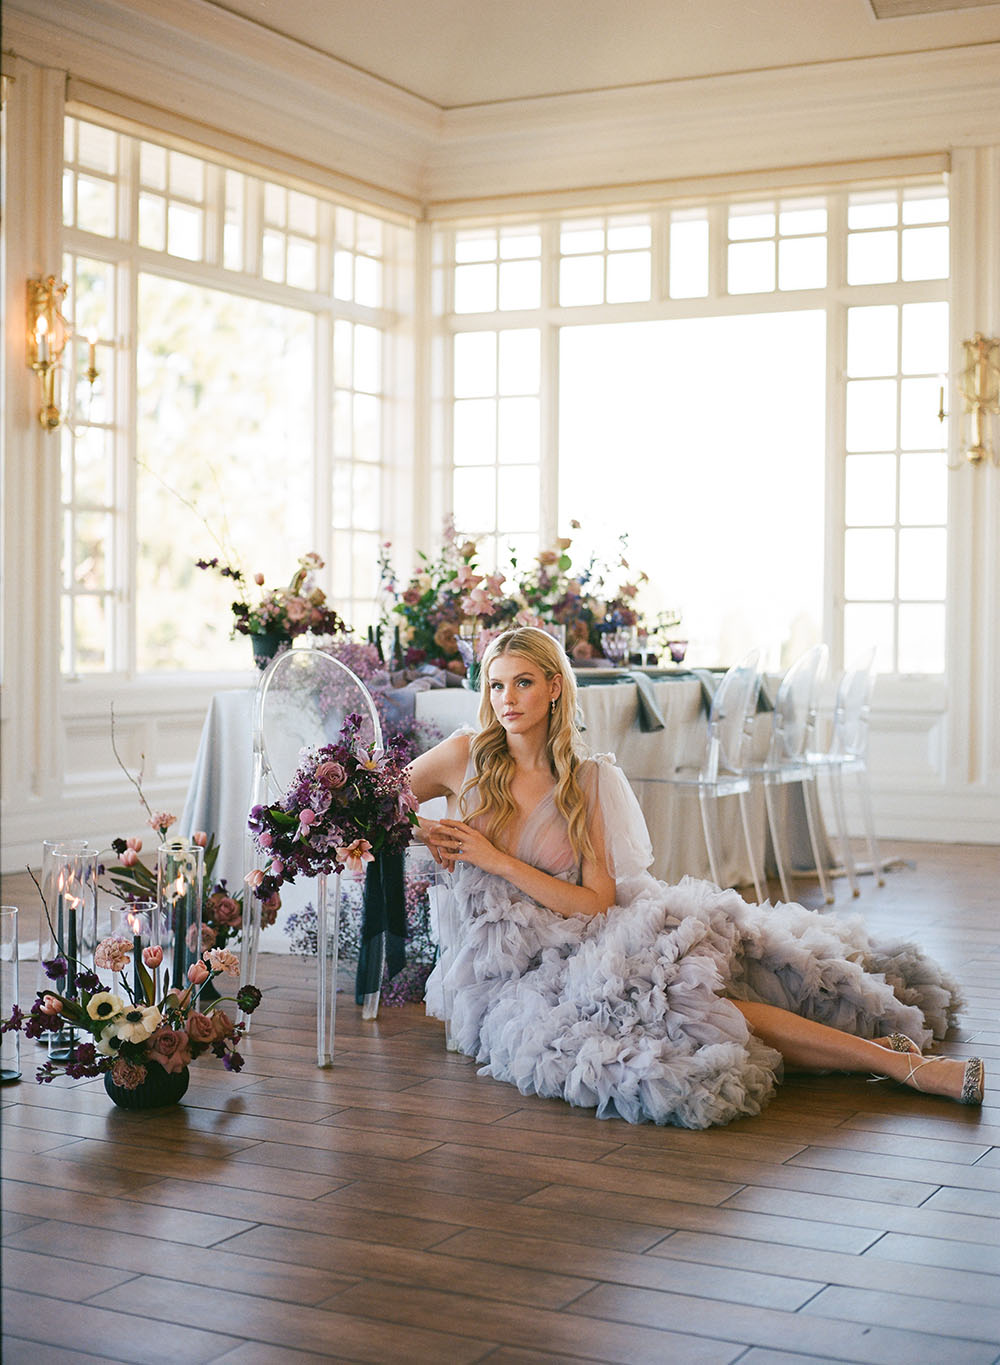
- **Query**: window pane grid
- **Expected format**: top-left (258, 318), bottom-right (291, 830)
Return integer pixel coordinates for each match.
top-left (558, 213), bottom-right (652, 307)
top-left (62, 113), bottom-right (407, 671)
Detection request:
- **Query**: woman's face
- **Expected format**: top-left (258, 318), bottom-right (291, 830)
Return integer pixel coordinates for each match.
top-left (487, 651), bottom-right (561, 738)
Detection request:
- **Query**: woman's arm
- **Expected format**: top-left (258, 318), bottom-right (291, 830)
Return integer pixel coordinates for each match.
top-left (406, 732), bottom-right (472, 869)
top-left (432, 816), bottom-right (616, 919)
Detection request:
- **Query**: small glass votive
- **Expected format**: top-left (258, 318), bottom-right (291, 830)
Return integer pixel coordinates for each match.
top-left (109, 901), bottom-right (162, 1004)
top-left (1, 907), bottom-right (21, 1082)
top-left (157, 840), bottom-right (204, 994)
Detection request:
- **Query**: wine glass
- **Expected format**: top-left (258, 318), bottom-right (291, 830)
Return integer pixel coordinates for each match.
top-left (600, 627), bottom-right (631, 666)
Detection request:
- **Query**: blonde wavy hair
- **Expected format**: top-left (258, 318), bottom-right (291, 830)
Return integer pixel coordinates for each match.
top-left (460, 627), bottom-right (594, 863)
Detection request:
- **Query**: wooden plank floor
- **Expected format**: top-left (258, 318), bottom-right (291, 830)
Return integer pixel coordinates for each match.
top-left (3, 841), bottom-right (999, 1364)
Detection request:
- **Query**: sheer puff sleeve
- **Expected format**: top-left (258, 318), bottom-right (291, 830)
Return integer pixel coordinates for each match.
top-left (578, 754), bottom-right (654, 882)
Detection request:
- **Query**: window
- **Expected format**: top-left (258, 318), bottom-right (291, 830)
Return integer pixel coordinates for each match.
top-left (436, 178), bottom-right (950, 672)
top-left (61, 114), bottom-right (413, 672)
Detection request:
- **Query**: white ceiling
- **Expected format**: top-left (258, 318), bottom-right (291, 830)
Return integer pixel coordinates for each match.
top-left (204, 0), bottom-right (1000, 108)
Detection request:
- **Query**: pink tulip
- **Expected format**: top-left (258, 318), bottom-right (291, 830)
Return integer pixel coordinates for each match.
top-left (142, 945), bottom-right (163, 968)
top-left (121, 849), bottom-right (139, 867)
top-left (254, 572), bottom-right (265, 585)
top-left (192, 830), bottom-right (208, 847)
top-left (39, 995), bottom-right (63, 1016)
top-left (187, 961), bottom-right (210, 985)
top-left (126, 837), bottom-right (143, 852)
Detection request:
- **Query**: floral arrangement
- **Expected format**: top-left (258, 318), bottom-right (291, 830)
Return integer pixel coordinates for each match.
top-left (285, 871), bottom-right (436, 1006)
top-left (379, 518), bottom-right (651, 669)
top-left (106, 722), bottom-right (281, 950)
top-left (246, 713), bottom-right (419, 902)
top-left (1, 935), bottom-right (262, 1088)
top-left (196, 551), bottom-right (347, 642)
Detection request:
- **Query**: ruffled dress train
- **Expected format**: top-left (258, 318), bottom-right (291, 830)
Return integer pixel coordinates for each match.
top-left (424, 755), bottom-right (962, 1130)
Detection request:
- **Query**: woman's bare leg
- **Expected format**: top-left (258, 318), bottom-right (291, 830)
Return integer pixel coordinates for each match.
top-left (731, 999), bottom-right (970, 1101)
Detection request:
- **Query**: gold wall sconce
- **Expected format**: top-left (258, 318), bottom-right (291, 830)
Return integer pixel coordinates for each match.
top-left (26, 275), bottom-right (70, 430)
top-left (958, 333), bottom-right (1000, 466)
top-left (25, 275), bottom-right (99, 432)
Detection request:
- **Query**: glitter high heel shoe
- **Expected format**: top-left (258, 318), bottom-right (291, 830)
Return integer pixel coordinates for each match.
top-left (902, 1055), bottom-right (985, 1106)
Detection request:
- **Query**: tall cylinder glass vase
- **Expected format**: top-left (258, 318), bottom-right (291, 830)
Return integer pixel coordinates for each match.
top-left (39, 842), bottom-right (98, 1062)
top-left (111, 901), bottom-right (162, 1005)
top-left (1, 907), bottom-right (21, 1082)
top-left (157, 840), bottom-right (204, 996)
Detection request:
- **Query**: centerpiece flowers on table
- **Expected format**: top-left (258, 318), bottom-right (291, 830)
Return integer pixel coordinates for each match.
top-left (379, 517), bottom-right (652, 671)
top-left (196, 551), bottom-right (348, 665)
top-left (247, 713), bottom-right (419, 1002)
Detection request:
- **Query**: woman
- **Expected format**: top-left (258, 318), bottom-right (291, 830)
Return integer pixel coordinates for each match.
top-left (408, 626), bottom-right (984, 1127)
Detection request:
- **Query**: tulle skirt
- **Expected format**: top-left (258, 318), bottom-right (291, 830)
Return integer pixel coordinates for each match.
top-left (424, 868), bottom-right (961, 1129)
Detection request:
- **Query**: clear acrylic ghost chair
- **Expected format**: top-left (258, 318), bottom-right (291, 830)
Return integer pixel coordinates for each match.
top-left (752, 643), bottom-right (833, 905)
top-left (636, 650), bottom-right (765, 901)
top-left (242, 646), bottom-right (383, 1067)
top-left (805, 648), bottom-right (884, 897)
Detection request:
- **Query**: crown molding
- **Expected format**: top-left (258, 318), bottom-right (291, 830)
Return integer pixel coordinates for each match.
top-left (7, 0), bottom-right (1000, 212)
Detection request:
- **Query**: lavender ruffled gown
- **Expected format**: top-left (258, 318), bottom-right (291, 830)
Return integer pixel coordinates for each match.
top-left (423, 753), bottom-right (960, 1129)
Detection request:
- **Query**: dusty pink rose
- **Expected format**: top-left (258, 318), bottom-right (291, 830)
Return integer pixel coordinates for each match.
top-left (110, 1057), bottom-right (147, 1090)
top-left (314, 760), bottom-right (347, 789)
top-left (336, 838), bottom-right (375, 875)
top-left (192, 830), bottom-right (208, 847)
top-left (209, 895), bottom-right (241, 928)
top-left (433, 622), bottom-right (459, 655)
top-left (200, 925), bottom-right (218, 951)
top-left (401, 586), bottom-right (421, 605)
top-left (205, 948), bottom-right (240, 976)
top-left (146, 1025), bottom-right (192, 1074)
top-left (537, 549), bottom-right (559, 566)
top-left (39, 994), bottom-right (63, 1016)
top-left (571, 641), bottom-right (596, 662)
top-left (211, 1009), bottom-right (235, 1042)
top-left (284, 596), bottom-right (307, 622)
top-left (95, 936), bottom-right (133, 972)
top-left (186, 1011), bottom-right (216, 1045)
top-left (187, 961), bottom-right (210, 985)
top-left (142, 945), bottom-right (163, 969)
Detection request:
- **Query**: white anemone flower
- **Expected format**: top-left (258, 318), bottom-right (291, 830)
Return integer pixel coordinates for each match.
top-left (109, 1004), bottom-right (162, 1044)
top-left (86, 991), bottom-right (125, 1023)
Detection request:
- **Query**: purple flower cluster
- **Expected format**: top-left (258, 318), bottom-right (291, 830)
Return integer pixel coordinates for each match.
top-left (248, 713), bottom-right (418, 900)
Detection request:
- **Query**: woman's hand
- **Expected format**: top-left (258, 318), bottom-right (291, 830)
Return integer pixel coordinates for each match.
top-left (431, 819), bottom-right (505, 876)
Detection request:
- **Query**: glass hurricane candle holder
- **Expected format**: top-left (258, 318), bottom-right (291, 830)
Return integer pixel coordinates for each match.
top-left (1, 907), bottom-right (21, 1082)
top-left (110, 901), bottom-right (162, 1003)
top-left (157, 839), bottom-right (204, 993)
top-left (39, 841), bottom-right (98, 1061)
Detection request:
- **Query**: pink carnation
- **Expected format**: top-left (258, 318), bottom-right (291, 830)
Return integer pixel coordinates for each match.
top-left (148, 811), bottom-right (177, 834)
top-left (205, 948), bottom-right (240, 976)
top-left (95, 936), bottom-right (133, 972)
top-left (110, 1057), bottom-right (147, 1090)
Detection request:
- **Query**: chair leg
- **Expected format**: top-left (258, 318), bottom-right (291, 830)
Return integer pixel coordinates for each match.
top-left (738, 789), bottom-right (765, 904)
top-left (763, 781), bottom-right (792, 904)
top-left (802, 776), bottom-right (834, 904)
top-left (829, 763), bottom-right (859, 898)
top-left (316, 872), bottom-right (341, 1067)
top-left (698, 789), bottom-right (723, 889)
top-left (239, 850), bottom-right (263, 1032)
top-left (856, 765), bottom-right (885, 886)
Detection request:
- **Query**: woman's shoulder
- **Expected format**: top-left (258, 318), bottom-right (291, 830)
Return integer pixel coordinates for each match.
top-left (577, 751), bottom-right (623, 781)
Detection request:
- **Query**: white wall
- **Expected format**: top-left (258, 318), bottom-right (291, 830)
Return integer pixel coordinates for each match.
top-left (2, 0), bottom-right (999, 869)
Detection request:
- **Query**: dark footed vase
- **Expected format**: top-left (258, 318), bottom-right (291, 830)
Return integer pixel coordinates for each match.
top-left (104, 1061), bottom-right (190, 1110)
top-left (251, 630), bottom-right (292, 670)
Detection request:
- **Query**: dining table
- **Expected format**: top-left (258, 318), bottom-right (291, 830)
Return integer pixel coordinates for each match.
top-left (179, 666), bottom-right (828, 951)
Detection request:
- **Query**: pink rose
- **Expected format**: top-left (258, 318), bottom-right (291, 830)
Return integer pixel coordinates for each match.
top-left (209, 895), bottom-right (241, 928)
top-left (146, 1025), bottom-right (192, 1074)
top-left (314, 761), bottom-right (347, 789)
top-left (201, 924), bottom-right (218, 950)
top-left (142, 945), bottom-right (163, 969)
top-left (40, 994), bottom-right (63, 1016)
top-left (284, 596), bottom-right (307, 622)
top-left (186, 1011), bottom-right (216, 1045)
top-left (187, 961), bottom-right (210, 985)
top-left (211, 1010), bottom-right (235, 1042)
